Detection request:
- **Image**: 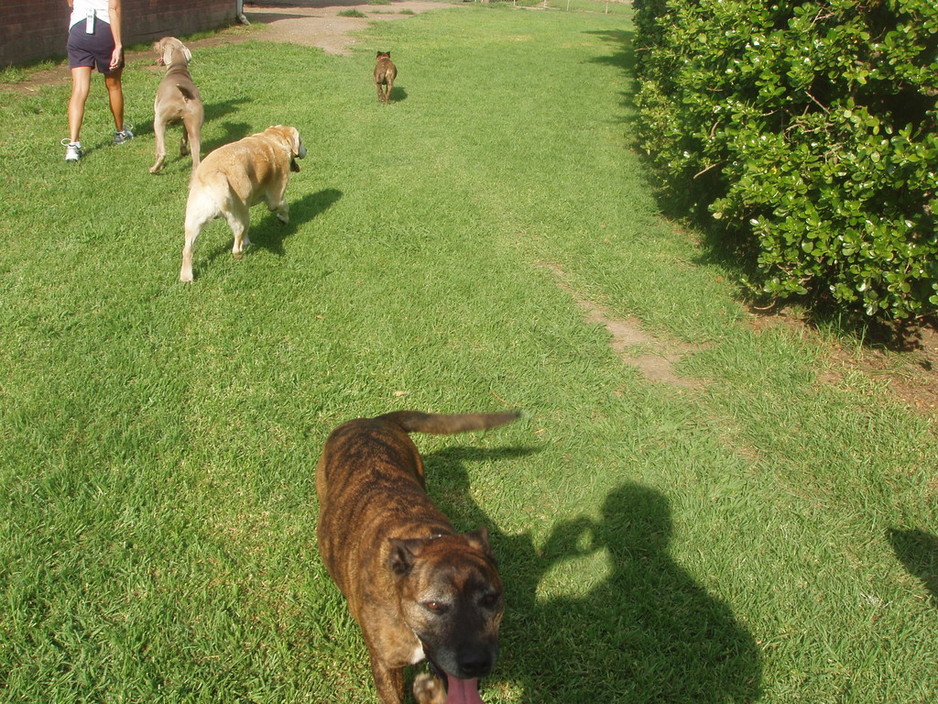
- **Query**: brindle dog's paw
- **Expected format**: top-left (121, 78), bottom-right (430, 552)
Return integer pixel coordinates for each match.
top-left (413, 672), bottom-right (446, 704)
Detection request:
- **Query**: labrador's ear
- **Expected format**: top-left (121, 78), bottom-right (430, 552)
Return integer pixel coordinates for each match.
top-left (291, 128), bottom-right (302, 157)
top-left (289, 127), bottom-right (308, 161)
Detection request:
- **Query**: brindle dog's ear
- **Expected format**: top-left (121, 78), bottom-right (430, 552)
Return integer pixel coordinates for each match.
top-left (388, 538), bottom-right (425, 576)
top-left (464, 527), bottom-right (495, 559)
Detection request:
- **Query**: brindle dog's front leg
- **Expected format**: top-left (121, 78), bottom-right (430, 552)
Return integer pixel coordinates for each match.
top-left (368, 651), bottom-right (405, 704)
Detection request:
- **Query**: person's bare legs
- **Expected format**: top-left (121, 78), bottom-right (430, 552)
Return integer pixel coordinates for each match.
top-left (68, 66), bottom-right (93, 143)
top-left (104, 68), bottom-right (125, 132)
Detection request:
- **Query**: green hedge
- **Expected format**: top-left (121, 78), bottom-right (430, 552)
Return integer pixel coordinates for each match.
top-left (633, 0), bottom-right (938, 320)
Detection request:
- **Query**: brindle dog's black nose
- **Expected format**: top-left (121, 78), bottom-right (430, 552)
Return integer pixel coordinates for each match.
top-left (457, 650), bottom-right (494, 678)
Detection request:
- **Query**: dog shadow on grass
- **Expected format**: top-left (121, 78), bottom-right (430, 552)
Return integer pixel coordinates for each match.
top-left (132, 96), bottom-right (251, 141)
top-left (425, 449), bottom-right (762, 704)
top-left (250, 188), bottom-right (343, 256)
top-left (887, 528), bottom-right (938, 607)
top-left (198, 188), bottom-right (342, 270)
top-left (203, 119), bottom-right (255, 154)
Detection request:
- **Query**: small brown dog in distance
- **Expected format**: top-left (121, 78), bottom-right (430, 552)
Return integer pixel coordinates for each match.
top-left (150, 37), bottom-right (203, 174)
top-left (179, 125), bottom-right (306, 282)
top-left (374, 51), bottom-right (397, 103)
top-left (316, 410), bottom-right (519, 704)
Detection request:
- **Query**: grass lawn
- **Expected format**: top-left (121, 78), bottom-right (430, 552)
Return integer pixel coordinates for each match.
top-left (1, 3), bottom-right (936, 703)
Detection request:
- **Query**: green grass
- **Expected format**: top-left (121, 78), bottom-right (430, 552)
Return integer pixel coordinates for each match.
top-left (0, 58), bottom-right (61, 84)
top-left (1, 5), bottom-right (936, 703)
top-left (512, 0), bottom-right (633, 15)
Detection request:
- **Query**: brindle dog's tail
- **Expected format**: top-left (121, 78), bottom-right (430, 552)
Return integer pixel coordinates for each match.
top-left (377, 410), bottom-right (520, 435)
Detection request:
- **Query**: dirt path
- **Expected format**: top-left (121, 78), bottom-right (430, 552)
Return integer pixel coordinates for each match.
top-left (2, 0), bottom-right (462, 94)
top-left (241, 1), bottom-right (464, 55)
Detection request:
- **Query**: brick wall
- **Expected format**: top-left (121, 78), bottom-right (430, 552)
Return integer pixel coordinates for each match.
top-left (0, 0), bottom-right (238, 67)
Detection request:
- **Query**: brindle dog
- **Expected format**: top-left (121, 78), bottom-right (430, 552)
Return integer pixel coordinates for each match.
top-left (374, 51), bottom-right (397, 103)
top-left (316, 410), bottom-right (519, 704)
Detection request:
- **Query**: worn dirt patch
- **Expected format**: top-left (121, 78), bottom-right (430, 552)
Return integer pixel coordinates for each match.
top-left (545, 256), bottom-right (937, 414)
top-left (243, 0), bottom-right (463, 55)
top-left (541, 263), bottom-right (706, 390)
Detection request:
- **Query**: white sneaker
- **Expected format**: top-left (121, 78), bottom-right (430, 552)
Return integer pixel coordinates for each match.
top-left (62, 139), bottom-right (83, 162)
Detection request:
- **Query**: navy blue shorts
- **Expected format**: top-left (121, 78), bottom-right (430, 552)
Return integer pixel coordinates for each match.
top-left (67, 19), bottom-right (122, 74)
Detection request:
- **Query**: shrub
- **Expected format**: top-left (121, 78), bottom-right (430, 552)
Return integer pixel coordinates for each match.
top-left (633, 0), bottom-right (938, 320)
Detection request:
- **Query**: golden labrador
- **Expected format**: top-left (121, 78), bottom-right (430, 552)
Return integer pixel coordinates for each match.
top-left (150, 37), bottom-right (203, 174)
top-left (179, 125), bottom-right (307, 283)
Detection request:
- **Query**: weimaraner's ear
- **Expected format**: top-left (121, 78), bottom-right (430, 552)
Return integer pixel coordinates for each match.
top-left (183, 45), bottom-right (193, 63)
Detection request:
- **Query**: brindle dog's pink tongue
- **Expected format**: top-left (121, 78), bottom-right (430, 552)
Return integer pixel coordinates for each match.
top-left (445, 677), bottom-right (482, 704)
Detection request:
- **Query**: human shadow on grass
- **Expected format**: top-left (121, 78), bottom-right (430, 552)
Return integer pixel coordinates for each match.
top-left (198, 188), bottom-right (342, 271)
top-left (887, 528), bottom-right (938, 607)
top-left (425, 451), bottom-right (762, 704)
top-left (512, 483), bottom-right (762, 703)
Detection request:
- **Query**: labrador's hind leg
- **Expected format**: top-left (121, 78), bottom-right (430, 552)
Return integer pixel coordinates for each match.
top-left (225, 202), bottom-right (252, 257)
